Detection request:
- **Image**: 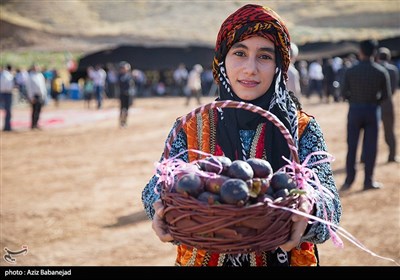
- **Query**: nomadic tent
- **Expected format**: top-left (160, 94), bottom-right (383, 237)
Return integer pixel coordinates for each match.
top-left (71, 36), bottom-right (400, 82)
top-left (297, 36), bottom-right (400, 61)
top-left (71, 45), bottom-right (215, 82)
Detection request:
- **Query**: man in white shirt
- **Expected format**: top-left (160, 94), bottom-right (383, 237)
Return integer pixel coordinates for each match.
top-left (0, 64), bottom-right (15, 131)
top-left (185, 64), bottom-right (203, 106)
top-left (307, 59), bottom-right (324, 101)
top-left (26, 64), bottom-right (47, 130)
top-left (88, 64), bottom-right (107, 109)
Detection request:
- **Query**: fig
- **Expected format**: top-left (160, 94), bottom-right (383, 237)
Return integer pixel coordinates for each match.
top-left (270, 172), bottom-right (296, 191)
top-left (227, 160), bottom-right (254, 181)
top-left (175, 173), bottom-right (204, 198)
top-left (259, 178), bottom-right (270, 194)
top-left (246, 158), bottom-right (273, 178)
top-left (266, 185), bottom-right (275, 196)
top-left (246, 177), bottom-right (270, 198)
top-left (220, 178), bottom-right (249, 206)
top-left (204, 174), bottom-right (230, 194)
top-left (199, 156), bottom-right (232, 174)
top-left (246, 178), bottom-right (260, 198)
top-left (273, 188), bottom-right (290, 199)
top-left (197, 191), bottom-right (221, 205)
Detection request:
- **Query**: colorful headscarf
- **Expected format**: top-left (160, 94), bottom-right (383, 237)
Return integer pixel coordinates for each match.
top-left (212, 4), bottom-right (298, 170)
top-left (213, 4), bottom-right (291, 82)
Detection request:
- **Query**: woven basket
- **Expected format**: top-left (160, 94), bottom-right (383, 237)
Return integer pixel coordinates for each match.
top-left (160, 100), bottom-right (301, 254)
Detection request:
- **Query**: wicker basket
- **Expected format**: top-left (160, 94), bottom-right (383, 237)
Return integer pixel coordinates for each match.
top-left (160, 100), bottom-right (301, 254)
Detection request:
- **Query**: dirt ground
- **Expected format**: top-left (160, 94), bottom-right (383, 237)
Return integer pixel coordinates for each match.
top-left (1, 94), bottom-right (399, 267)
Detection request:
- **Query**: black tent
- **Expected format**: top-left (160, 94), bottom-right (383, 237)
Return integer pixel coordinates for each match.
top-left (71, 45), bottom-right (215, 82)
top-left (297, 41), bottom-right (359, 61)
top-left (297, 36), bottom-right (400, 61)
top-left (71, 36), bottom-right (400, 82)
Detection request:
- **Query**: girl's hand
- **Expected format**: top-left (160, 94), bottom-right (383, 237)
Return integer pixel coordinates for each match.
top-left (152, 200), bottom-right (174, 242)
top-left (278, 195), bottom-right (313, 251)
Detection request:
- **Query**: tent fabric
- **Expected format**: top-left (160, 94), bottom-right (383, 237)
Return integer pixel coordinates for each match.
top-left (71, 37), bottom-right (400, 82)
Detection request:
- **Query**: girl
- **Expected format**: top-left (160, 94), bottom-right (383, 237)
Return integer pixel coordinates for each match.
top-left (142, 4), bottom-right (342, 266)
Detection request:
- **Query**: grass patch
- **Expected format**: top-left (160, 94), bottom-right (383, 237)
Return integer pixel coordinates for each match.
top-left (0, 50), bottom-right (83, 70)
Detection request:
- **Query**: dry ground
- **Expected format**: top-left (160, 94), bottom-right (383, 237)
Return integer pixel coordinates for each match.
top-left (1, 93), bottom-right (399, 267)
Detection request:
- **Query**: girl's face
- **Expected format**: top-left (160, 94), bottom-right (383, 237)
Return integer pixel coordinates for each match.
top-left (225, 36), bottom-right (276, 101)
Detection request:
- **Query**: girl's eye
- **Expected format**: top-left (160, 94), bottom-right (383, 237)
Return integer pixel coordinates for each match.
top-left (233, 51), bottom-right (245, 57)
top-left (259, 54), bottom-right (273, 60)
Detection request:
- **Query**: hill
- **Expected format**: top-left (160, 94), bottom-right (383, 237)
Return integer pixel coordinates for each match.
top-left (1, 0), bottom-right (399, 53)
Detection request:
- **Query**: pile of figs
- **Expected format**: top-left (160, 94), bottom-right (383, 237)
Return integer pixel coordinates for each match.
top-left (173, 156), bottom-right (301, 206)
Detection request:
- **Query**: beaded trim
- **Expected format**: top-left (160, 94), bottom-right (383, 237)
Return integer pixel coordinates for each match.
top-left (217, 253), bottom-right (226, 266)
top-left (186, 247), bottom-right (198, 266)
top-left (202, 252), bottom-right (211, 266)
top-left (209, 109), bottom-right (217, 155)
top-left (262, 252), bottom-right (268, 266)
top-left (250, 252), bottom-right (257, 266)
top-left (196, 113), bottom-right (203, 152)
top-left (249, 123), bottom-right (264, 158)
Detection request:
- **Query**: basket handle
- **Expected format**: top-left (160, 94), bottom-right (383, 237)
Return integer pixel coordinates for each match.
top-left (163, 100), bottom-right (299, 163)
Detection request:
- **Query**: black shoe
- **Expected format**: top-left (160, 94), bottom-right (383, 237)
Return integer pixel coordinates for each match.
top-left (363, 182), bottom-right (382, 191)
top-left (340, 183), bottom-right (351, 192)
top-left (388, 156), bottom-right (400, 163)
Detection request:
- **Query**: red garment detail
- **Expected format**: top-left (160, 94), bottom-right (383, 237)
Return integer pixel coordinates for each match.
top-left (255, 124), bottom-right (266, 158)
top-left (300, 242), bottom-right (313, 251)
top-left (215, 144), bottom-right (224, 156)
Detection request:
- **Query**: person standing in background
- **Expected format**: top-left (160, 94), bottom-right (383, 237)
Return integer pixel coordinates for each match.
top-left (340, 40), bottom-right (391, 192)
top-left (88, 64), bottom-right (107, 109)
top-left (185, 64), bottom-right (203, 106)
top-left (298, 60), bottom-right (309, 98)
top-left (50, 69), bottom-right (63, 107)
top-left (173, 63), bottom-right (188, 96)
top-left (15, 67), bottom-right (29, 102)
top-left (26, 64), bottom-right (47, 130)
top-left (307, 59), bottom-right (324, 102)
top-left (117, 61), bottom-right (135, 128)
top-left (376, 47), bottom-right (399, 163)
top-left (0, 64), bottom-right (15, 131)
top-left (287, 42), bottom-right (302, 101)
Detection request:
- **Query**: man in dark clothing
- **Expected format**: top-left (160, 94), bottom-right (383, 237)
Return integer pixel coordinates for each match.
top-left (376, 47), bottom-right (399, 163)
top-left (117, 61), bottom-right (135, 128)
top-left (340, 39), bottom-right (391, 192)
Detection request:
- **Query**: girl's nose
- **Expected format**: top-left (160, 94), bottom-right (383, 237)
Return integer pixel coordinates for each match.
top-left (243, 57), bottom-right (257, 75)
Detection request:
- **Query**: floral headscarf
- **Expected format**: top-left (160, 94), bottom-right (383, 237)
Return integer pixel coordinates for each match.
top-left (212, 4), bottom-right (298, 170)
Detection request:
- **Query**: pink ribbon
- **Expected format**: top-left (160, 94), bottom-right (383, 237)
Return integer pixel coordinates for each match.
top-left (154, 149), bottom-right (218, 194)
top-left (276, 151), bottom-right (399, 266)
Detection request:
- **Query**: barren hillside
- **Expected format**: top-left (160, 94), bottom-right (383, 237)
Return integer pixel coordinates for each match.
top-left (1, 0), bottom-right (399, 53)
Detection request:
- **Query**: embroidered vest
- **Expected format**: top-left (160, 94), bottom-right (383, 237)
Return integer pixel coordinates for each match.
top-left (175, 108), bottom-right (317, 266)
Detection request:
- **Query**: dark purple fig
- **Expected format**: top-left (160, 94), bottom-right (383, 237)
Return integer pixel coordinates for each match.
top-left (227, 160), bottom-right (254, 181)
top-left (266, 184), bottom-right (275, 196)
top-left (246, 158), bottom-right (273, 178)
top-left (199, 156), bottom-right (232, 174)
top-left (270, 172), bottom-right (297, 191)
top-left (273, 188), bottom-right (290, 199)
top-left (204, 174), bottom-right (230, 194)
top-left (220, 178), bottom-right (249, 206)
top-left (259, 178), bottom-right (270, 195)
top-left (175, 173), bottom-right (204, 198)
top-left (197, 191), bottom-right (221, 205)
